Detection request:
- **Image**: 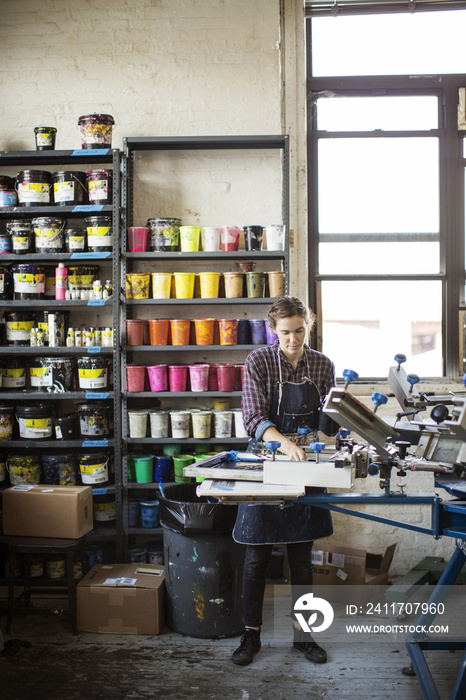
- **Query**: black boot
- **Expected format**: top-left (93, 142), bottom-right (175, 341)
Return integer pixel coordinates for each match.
top-left (293, 628), bottom-right (327, 664)
top-left (232, 628), bottom-right (261, 666)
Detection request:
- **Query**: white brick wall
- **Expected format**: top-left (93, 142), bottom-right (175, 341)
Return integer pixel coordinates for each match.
top-left (0, 0), bottom-right (459, 575)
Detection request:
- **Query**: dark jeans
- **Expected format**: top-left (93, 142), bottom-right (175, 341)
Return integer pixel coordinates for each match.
top-left (242, 541), bottom-right (314, 628)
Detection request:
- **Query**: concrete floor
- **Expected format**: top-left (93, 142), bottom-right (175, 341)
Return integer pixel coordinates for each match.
top-left (0, 593), bottom-right (462, 700)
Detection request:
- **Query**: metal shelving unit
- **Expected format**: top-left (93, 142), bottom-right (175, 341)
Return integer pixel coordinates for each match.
top-left (121, 135), bottom-right (290, 554)
top-left (0, 147), bottom-right (123, 560)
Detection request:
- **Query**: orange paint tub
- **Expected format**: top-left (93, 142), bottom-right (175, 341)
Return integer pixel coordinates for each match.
top-left (218, 319), bottom-right (238, 345)
top-left (170, 319), bottom-right (191, 346)
top-left (194, 318), bottom-right (215, 345)
top-left (148, 319), bottom-right (169, 346)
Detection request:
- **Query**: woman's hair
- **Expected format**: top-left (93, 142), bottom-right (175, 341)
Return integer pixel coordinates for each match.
top-left (267, 295), bottom-right (317, 330)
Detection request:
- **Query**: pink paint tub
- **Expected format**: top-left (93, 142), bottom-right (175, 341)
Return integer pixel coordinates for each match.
top-left (216, 364), bottom-right (236, 392)
top-left (126, 319), bottom-right (146, 346)
top-left (126, 364), bottom-right (146, 392)
top-left (147, 364), bottom-right (168, 392)
top-left (168, 364), bottom-right (188, 392)
top-left (188, 364), bottom-right (210, 392)
top-left (220, 226), bottom-right (241, 251)
top-left (208, 364), bottom-right (220, 391)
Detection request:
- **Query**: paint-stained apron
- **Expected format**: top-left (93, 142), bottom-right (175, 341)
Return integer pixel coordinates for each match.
top-left (233, 359), bottom-right (333, 545)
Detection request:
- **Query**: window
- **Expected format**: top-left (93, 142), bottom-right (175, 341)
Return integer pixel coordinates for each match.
top-left (307, 9), bottom-right (466, 379)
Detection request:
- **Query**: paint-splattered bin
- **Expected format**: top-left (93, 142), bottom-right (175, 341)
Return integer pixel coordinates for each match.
top-left (160, 483), bottom-right (244, 638)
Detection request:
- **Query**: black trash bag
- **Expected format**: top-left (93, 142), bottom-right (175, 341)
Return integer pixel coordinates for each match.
top-left (159, 483), bottom-right (238, 536)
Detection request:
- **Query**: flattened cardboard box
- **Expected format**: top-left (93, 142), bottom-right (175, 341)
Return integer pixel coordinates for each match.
top-left (77, 563), bottom-right (165, 635)
top-left (2, 485), bottom-right (93, 538)
top-left (312, 542), bottom-right (396, 603)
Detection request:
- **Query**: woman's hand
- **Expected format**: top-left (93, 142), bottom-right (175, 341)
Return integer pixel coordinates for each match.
top-left (262, 426), bottom-right (308, 462)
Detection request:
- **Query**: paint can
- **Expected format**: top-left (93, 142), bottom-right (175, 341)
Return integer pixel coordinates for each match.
top-left (77, 356), bottom-right (111, 391)
top-left (85, 544), bottom-right (104, 571)
top-left (68, 265), bottom-right (100, 297)
top-left (2, 358), bottom-right (26, 389)
top-left (77, 402), bottom-right (112, 437)
top-left (6, 220), bottom-right (35, 254)
top-left (42, 453), bottom-right (78, 485)
top-left (52, 171), bottom-right (87, 206)
top-left (46, 556), bottom-right (66, 579)
top-left (29, 357), bottom-right (75, 392)
top-left (146, 217), bottom-right (181, 251)
top-left (0, 175), bottom-right (17, 207)
top-left (79, 453), bottom-right (109, 485)
top-left (34, 126), bottom-right (56, 151)
top-left (93, 494), bottom-right (116, 522)
top-left (85, 215), bottom-right (112, 252)
top-left (140, 500), bottom-right (160, 528)
top-left (0, 405), bottom-right (15, 441)
top-left (128, 546), bottom-right (147, 562)
top-left (146, 543), bottom-right (164, 565)
top-left (16, 170), bottom-right (52, 206)
top-left (11, 264), bottom-right (46, 300)
top-left (86, 170), bottom-right (113, 206)
top-left (4, 311), bottom-right (36, 346)
top-left (65, 228), bottom-right (87, 253)
top-left (16, 404), bottom-right (54, 440)
top-left (7, 454), bottom-right (42, 484)
top-left (78, 113), bottom-right (114, 149)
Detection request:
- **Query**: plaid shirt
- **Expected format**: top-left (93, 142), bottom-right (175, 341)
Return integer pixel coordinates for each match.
top-left (241, 341), bottom-right (336, 440)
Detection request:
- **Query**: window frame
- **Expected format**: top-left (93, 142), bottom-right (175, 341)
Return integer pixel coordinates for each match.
top-left (306, 20), bottom-right (466, 379)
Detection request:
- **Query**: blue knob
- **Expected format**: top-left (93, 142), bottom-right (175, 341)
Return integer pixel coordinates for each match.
top-left (394, 353), bottom-right (407, 367)
top-left (368, 463), bottom-right (380, 476)
top-left (309, 442), bottom-right (325, 454)
top-left (371, 392), bottom-right (388, 407)
top-left (297, 428), bottom-right (310, 435)
top-left (265, 441), bottom-right (281, 452)
top-left (342, 369), bottom-right (359, 384)
top-left (407, 374), bottom-right (420, 393)
top-left (338, 429), bottom-right (350, 439)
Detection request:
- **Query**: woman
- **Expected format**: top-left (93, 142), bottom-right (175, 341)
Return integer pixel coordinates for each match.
top-left (231, 296), bottom-right (338, 666)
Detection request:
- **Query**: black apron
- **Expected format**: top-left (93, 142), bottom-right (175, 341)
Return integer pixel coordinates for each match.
top-left (233, 353), bottom-right (333, 545)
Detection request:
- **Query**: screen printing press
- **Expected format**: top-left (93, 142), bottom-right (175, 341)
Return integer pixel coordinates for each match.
top-left (183, 355), bottom-right (466, 700)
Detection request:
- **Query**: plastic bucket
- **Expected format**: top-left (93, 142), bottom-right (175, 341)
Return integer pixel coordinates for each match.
top-left (151, 272), bottom-right (172, 299)
top-left (147, 218), bottom-right (181, 252)
top-left (2, 358), bottom-right (26, 389)
top-left (216, 364), bottom-right (237, 392)
top-left (133, 455), bottom-right (153, 483)
top-left (220, 226), bottom-right (241, 251)
top-left (7, 220), bottom-right (35, 254)
top-left (0, 404), bottom-right (14, 441)
top-left (232, 409), bottom-right (249, 437)
top-left (173, 272), bottom-right (195, 299)
top-left (128, 546), bottom-right (146, 563)
top-left (128, 410), bottom-right (148, 438)
top-left (244, 225), bottom-right (263, 251)
top-left (170, 319), bottom-right (191, 346)
top-left (154, 455), bottom-right (173, 481)
top-left (79, 453), bottom-right (109, 485)
top-left (11, 264), bottom-right (46, 300)
top-left (180, 226), bottom-right (201, 252)
top-left (148, 319), bottom-right (169, 346)
top-left (16, 404), bottom-right (54, 440)
top-left (238, 319), bottom-right (250, 344)
top-left (52, 171), bottom-right (87, 206)
top-left (86, 170), bottom-right (113, 206)
top-left (246, 271), bottom-right (265, 298)
top-left (126, 364), bottom-right (146, 392)
top-left (34, 126), bottom-right (57, 151)
top-left (4, 311), bottom-right (36, 346)
top-left (213, 410), bottom-right (233, 438)
top-left (16, 170), bottom-right (52, 206)
top-left (7, 455), bottom-right (41, 485)
top-left (170, 410), bottom-right (191, 438)
top-left (192, 411), bottom-right (212, 439)
top-left (78, 113), bottom-right (114, 149)
top-left (188, 364), bottom-right (210, 392)
top-left (223, 272), bottom-right (244, 298)
top-left (140, 500), bottom-right (160, 528)
top-left (168, 365), bottom-right (188, 392)
top-left (249, 319), bottom-right (267, 344)
top-left (218, 319), bottom-right (238, 345)
top-left (65, 228), bottom-right (86, 252)
top-left (127, 227), bottom-right (148, 252)
top-left (84, 214), bottom-right (112, 253)
top-left (147, 543), bottom-right (164, 565)
top-left (173, 454), bottom-right (194, 483)
top-left (42, 454), bottom-right (78, 485)
top-left (77, 403), bottom-right (111, 437)
top-left (199, 272), bottom-right (220, 299)
top-left (77, 356), bottom-right (110, 390)
top-left (93, 494), bottom-right (116, 522)
top-left (149, 411), bottom-right (170, 438)
top-left (29, 356), bottom-right (75, 392)
top-left (265, 224), bottom-right (285, 251)
top-left (266, 322), bottom-right (279, 344)
top-left (32, 217), bottom-right (65, 253)
top-left (267, 270), bottom-right (285, 297)
top-left (126, 319), bottom-right (146, 346)
top-left (201, 227), bottom-right (221, 251)
top-left (147, 364), bottom-right (168, 392)
top-left (193, 318), bottom-right (215, 345)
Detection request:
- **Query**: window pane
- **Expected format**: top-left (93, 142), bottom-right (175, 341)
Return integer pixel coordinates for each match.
top-left (321, 281), bottom-right (443, 378)
top-left (319, 241), bottom-right (439, 275)
top-left (316, 96), bottom-right (439, 132)
top-left (318, 137), bottom-right (439, 240)
top-left (312, 11), bottom-right (466, 77)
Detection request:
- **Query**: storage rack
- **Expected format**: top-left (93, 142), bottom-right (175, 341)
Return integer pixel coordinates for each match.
top-left (0, 148), bottom-right (123, 568)
top-left (121, 135), bottom-right (290, 556)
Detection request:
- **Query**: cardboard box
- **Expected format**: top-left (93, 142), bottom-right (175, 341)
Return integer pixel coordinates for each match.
top-left (77, 563), bottom-right (165, 634)
top-left (2, 485), bottom-right (93, 539)
top-left (312, 542), bottom-right (396, 602)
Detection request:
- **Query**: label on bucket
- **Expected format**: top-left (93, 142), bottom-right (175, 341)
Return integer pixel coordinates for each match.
top-left (30, 367), bottom-right (53, 387)
top-left (94, 501), bottom-right (116, 521)
top-left (35, 229), bottom-right (63, 249)
top-left (88, 229), bottom-right (111, 247)
top-left (79, 368), bottom-right (108, 389)
top-left (6, 321), bottom-right (35, 341)
top-left (17, 182), bottom-right (50, 203)
top-left (18, 417), bottom-right (52, 438)
top-left (53, 181), bottom-right (74, 202)
top-left (13, 272), bottom-right (45, 294)
top-left (88, 181), bottom-right (109, 201)
top-left (4, 369), bottom-right (26, 388)
top-left (12, 236), bottom-right (30, 251)
top-left (80, 461), bottom-right (108, 484)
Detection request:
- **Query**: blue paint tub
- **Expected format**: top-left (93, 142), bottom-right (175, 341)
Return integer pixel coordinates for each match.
top-left (249, 319), bottom-right (267, 344)
top-left (140, 500), bottom-right (160, 528)
top-left (154, 455), bottom-right (173, 482)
